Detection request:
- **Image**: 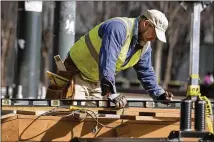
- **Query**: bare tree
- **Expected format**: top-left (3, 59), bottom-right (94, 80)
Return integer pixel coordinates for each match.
top-left (169, 2), bottom-right (213, 83)
top-left (201, 3), bottom-right (213, 44)
top-left (1, 2), bottom-right (18, 86)
top-left (76, 1), bottom-right (146, 33)
top-left (154, 2), bottom-right (169, 82)
top-left (41, 2), bottom-right (55, 87)
top-left (162, 2), bottom-right (190, 89)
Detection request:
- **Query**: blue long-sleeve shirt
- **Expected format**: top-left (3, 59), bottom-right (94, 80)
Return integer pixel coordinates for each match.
top-left (98, 18), bottom-right (165, 98)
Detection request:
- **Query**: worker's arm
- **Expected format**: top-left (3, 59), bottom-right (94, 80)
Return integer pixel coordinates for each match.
top-left (133, 46), bottom-right (165, 100)
top-left (98, 19), bottom-right (127, 95)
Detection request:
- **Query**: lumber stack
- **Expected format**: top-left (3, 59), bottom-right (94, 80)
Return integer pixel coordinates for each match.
top-left (1, 106), bottom-right (203, 141)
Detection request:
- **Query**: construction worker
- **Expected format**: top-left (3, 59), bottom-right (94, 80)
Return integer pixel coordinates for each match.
top-left (62, 9), bottom-right (174, 108)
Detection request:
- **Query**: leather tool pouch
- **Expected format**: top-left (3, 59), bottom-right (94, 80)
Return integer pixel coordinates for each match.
top-left (46, 54), bottom-right (79, 99)
top-left (46, 82), bottom-right (70, 99)
top-left (58, 71), bottom-right (75, 99)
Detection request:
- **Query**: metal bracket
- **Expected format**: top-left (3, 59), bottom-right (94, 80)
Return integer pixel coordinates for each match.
top-left (187, 85), bottom-right (201, 97)
top-left (2, 99), bottom-right (11, 106)
top-left (50, 100), bottom-right (60, 107)
top-left (168, 130), bottom-right (214, 141)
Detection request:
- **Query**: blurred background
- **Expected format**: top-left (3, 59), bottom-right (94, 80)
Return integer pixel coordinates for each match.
top-left (1, 1), bottom-right (214, 99)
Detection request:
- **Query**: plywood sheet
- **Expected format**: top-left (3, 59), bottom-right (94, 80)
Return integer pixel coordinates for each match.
top-left (1, 114), bottom-right (212, 142)
top-left (3, 106), bottom-right (184, 118)
top-left (1, 115), bottom-right (19, 142)
top-left (16, 115), bottom-right (190, 141)
top-left (1, 114), bottom-right (17, 123)
top-left (18, 116), bottom-right (118, 141)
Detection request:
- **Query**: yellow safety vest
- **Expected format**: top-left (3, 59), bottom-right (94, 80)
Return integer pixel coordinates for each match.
top-left (70, 17), bottom-right (150, 82)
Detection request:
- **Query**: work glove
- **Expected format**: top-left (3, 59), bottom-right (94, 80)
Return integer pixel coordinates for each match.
top-left (108, 93), bottom-right (127, 108)
top-left (101, 77), bottom-right (127, 108)
top-left (156, 91), bottom-right (174, 105)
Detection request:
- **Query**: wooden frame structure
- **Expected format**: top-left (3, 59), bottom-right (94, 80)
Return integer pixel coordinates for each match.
top-left (2, 106), bottom-right (207, 142)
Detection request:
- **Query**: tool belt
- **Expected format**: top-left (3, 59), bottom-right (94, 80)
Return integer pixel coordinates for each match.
top-left (46, 54), bottom-right (80, 99)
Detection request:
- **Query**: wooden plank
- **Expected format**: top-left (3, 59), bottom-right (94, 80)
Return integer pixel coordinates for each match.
top-left (2, 110), bottom-right (16, 115)
top-left (155, 112), bottom-right (195, 118)
top-left (17, 115), bottom-right (176, 141)
top-left (98, 114), bottom-right (121, 119)
top-left (135, 116), bottom-right (180, 122)
top-left (18, 116), bottom-right (117, 141)
top-left (1, 114), bottom-right (210, 141)
top-left (16, 115), bottom-right (185, 141)
top-left (17, 114), bottom-right (182, 123)
top-left (115, 123), bottom-right (201, 142)
top-left (1, 116), bottom-right (19, 142)
top-left (3, 106), bottom-right (182, 118)
top-left (1, 114), bottom-right (18, 123)
top-left (98, 109), bottom-right (195, 118)
top-left (2, 106), bottom-right (197, 120)
top-left (2, 106), bottom-right (181, 113)
top-left (116, 123), bottom-right (179, 137)
top-left (98, 108), bottom-right (181, 117)
top-left (17, 110), bottom-right (36, 115)
top-left (2, 106), bottom-right (69, 111)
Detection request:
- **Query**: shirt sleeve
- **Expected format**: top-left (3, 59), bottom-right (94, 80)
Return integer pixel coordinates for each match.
top-left (98, 19), bottom-right (127, 85)
top-left (133, 45), bottom-right (165, 99)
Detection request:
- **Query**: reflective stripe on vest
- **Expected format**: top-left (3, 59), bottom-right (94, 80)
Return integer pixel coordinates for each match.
top-left (84, 18), bottom-right (133, 65)
top-left (85, 33), bottom-right (99, 64)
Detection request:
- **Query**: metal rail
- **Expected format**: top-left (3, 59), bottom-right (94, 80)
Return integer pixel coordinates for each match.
top-left (70, 137), bottom-right (170, 142)
top-left (70, 134), bottom-right (214, 142)
top-left (70, 131), bottom-right (214, 141)
top-left (1, 98), bottom-right (214, 109)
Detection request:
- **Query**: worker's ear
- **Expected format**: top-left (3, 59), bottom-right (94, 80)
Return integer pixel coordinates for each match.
top-left (144, 20), bottom-right (150, 27)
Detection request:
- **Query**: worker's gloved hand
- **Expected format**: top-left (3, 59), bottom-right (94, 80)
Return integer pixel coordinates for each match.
top-left (156, 91), bottom-right (174, 105)
top-left (108, 93), bottom-right (127, 108)
top-left (100, 77), bottom-right (127, 108)
top-left (101, 77), bottom-right (117, 96)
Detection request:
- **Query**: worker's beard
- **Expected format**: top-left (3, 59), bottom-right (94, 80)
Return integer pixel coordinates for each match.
top-left (138, 27), bottom-right (149, 46)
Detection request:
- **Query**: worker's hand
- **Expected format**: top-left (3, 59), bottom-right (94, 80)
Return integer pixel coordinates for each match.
top-left (156, 91), bottom-right (174, 105)
top-left (108, 93), bottom-right (127, 108)
top-left (101, 77), bottom-right (117, 96)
